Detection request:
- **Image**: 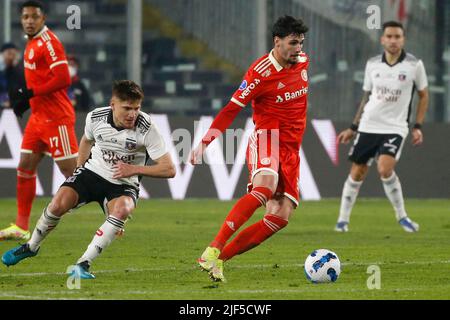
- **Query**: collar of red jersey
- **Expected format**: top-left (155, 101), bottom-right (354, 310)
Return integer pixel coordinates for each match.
top-left (27, 25), bottom-right (49, 40)
top-left (269, 49), bottom-right (303, 72)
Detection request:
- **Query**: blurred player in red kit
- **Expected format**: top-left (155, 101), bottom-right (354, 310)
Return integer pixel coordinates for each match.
top-left (1, 1), bottom-right (78, 240)
top-left (190, 16), bottom-right (309, 282)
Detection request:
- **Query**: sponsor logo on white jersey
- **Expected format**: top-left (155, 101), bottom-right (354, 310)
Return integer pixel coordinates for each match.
top-left (101, 149), bottom-right (135, 165)
top-left (375, 86), bottom-right (402, 102)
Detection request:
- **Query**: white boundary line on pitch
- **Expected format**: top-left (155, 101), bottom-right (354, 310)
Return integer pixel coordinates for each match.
top-left (1, 260), bottom-right (449, 278)
top-left (0, 286), bottom-right (436, 300)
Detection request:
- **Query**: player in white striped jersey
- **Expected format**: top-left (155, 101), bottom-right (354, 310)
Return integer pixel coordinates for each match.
top-left (2, 80), bottom-right (176, 279)
top-left (335, 21), bottom-right (429, 233)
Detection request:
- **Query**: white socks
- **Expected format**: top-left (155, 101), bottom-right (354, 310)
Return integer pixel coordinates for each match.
top-left (28, 207), bottom-right (61, 252)
top-left (381, 172), bottom-right (407, 220)
top-left (77, 216), bottom-right (125, 265)
top-left (338, 175), bottom-right (363, 223)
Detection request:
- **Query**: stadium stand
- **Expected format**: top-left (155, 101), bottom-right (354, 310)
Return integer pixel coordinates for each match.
top-left (4, 0), bottom-right (442, 120)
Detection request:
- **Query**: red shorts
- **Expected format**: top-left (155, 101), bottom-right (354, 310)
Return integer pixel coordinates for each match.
top-left (21, 115), bottom-right (79, 161)
top-left (246, 129), bottom-right (300, 207)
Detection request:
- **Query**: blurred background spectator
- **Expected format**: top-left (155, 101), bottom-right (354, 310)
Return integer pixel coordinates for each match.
top-left (67, 55), bottom-right (92, 111)
top-left (0, 42), bottom-right (25, 109)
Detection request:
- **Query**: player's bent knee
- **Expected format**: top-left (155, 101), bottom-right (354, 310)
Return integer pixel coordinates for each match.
top-left (377, 167), bottom-right (394, 179)
top-left (266, 199), bottom-right (281, 215)
top-left (48, 188), bottom-right (79, 216)
top-left (110, 207), bottom-right (133, 221)
top-left (350, 165), bottom-right (368, 181)
top-left (110, 200), bottom-right (134, 220)
top-left (278, 199), bottom-right (296, 220)
top-left (48, 199), bottom-right (68, 217)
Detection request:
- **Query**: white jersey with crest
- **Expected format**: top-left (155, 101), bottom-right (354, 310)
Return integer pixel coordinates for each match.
top-left (83, 107), bottom-right (167, 188)
top-left (359, 51), bottom-right (428, 138)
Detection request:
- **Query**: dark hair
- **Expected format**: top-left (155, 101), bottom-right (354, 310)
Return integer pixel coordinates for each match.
top-left (1, 42), bottom-right (17, 52)
top-left (20, 1), bottom-right (45, 13)
top-left (112, 80), bottom-right (144, 102)
top-left (272, 15), bottom-right (308, 39)
top-left (382, 21), bottom-right (404, 34)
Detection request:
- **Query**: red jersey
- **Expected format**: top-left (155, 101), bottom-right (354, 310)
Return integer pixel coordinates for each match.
top-left (231, 50), bottom-right (309, 150)
top-left (24, 26), bottom-right (74, 124)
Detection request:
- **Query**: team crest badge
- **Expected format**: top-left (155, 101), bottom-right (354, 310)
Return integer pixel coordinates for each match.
top-left (301, 69), bottom-right (308, 81)
top-left (398, 73), bottom-right (407, 81)
top-left (125, 138), bottom-right (137, 150)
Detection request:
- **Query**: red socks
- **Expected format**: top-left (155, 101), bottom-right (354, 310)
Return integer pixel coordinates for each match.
top-left (219, 214), bottom-right (288, 261)
top-left (16, 169), bottom-right (36, 231)
top-left (209, 187), bottom-right (273, 250)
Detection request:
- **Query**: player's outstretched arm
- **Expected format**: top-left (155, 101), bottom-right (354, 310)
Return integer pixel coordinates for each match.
top-left (76, 134), bottom-right (95, 167)
top-left (189, 101), bottom-right (242, 165)
top-left (112, 152), bottom-right (176, 179)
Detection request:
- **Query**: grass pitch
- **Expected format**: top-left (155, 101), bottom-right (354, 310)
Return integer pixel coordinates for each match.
top-left (0, 198), bottom-right (449, 300)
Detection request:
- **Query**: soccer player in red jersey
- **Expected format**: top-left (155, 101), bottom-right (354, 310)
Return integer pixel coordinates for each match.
top-left (190, 16), bottom-right (309, 281)
top-left (1, 1), bottom-right (78, 240)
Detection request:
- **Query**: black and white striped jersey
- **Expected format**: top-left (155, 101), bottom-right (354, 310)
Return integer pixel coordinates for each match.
top-left (359, 50), bottom-right (428, 138)
top-left (83, 106), bottom-right (167, 188)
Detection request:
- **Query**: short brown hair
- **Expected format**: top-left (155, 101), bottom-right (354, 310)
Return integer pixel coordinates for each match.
top-left (112, 80), bottom-right (144, 102)
top-left (382, 21), bottom-right (405, 35)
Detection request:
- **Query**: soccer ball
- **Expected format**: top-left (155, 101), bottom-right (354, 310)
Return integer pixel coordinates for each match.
top-left (304, 249), bottom-right (341, 283)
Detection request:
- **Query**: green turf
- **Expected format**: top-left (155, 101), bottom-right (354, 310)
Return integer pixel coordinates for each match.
top-left (0, 198), bottom-right (449, 300)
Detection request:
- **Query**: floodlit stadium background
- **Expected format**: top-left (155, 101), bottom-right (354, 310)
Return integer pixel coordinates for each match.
top-left (1, 0), bottom-right (449, 200)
